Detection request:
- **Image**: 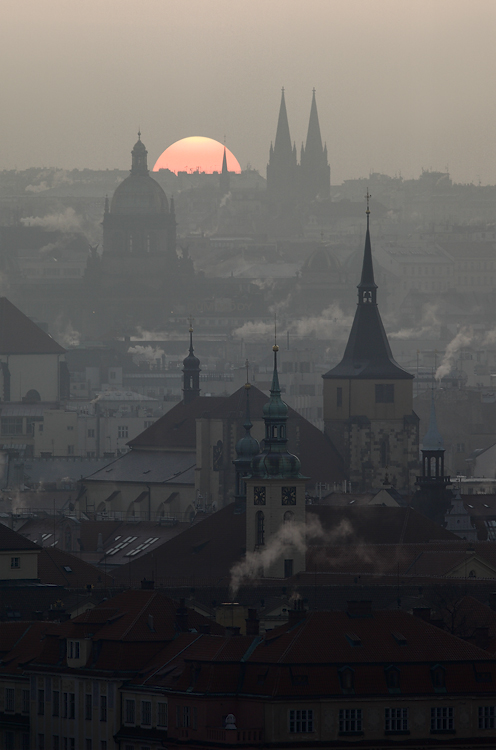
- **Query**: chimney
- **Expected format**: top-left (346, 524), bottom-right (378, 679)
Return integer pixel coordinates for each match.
top-left (413, 607), bottom-right (432, 622)
top-left (245, 608), bottom-right (259, 636)
top-left (347, 600), bottom-right (372, 618)
top-left (225, 626), bottom-right (241, 637)
top-left (141, 578), bottom-right (154, 590)
top-left (176, 598), bottom-right (188, 631)
top-left (288, 599), bottom-right (307, 628)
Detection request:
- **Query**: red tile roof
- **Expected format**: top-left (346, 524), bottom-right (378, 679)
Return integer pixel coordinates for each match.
top-left (0, 297), bottom-right (65, 354)
top-left (37, 547), bottom-right (114, 588)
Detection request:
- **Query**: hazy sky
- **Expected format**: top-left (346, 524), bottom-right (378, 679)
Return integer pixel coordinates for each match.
top-left (2, 0), bottom-right (495, 184)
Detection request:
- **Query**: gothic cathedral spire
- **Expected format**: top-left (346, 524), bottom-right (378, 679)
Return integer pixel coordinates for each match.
top-left (266, 88), bottom-right (298, 203)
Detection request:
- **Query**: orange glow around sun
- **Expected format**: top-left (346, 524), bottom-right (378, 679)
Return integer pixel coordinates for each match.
top-left (152, 136), bottom-right (241, 174)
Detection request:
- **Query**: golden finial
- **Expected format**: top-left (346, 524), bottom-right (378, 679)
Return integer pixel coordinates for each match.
top-left (188, 314), bottom-right (194, 333)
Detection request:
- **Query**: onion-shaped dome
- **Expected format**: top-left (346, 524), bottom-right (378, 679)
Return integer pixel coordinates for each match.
top-left (183, 348), bottom-right (200, 370)
top-left (251, 449), bottom-right (301, 479)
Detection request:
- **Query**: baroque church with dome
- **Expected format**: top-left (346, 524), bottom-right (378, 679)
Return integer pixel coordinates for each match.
top-left (85, 135), bottom-right (193, 334)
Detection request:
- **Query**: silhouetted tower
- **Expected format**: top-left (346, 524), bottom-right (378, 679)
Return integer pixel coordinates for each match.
top-left (300, 89), bottom-right (330, 201)
top-left (322, 195), bottom-right (418, 491)
top-left (266, 88), bottom-right (298, 203)
top-left (245, 342), bottom-right (307, 577)
top-left (233, 364), bottom-right (260, 513)
top-left (219, 146), bottom-right (230, 195)
top-left (182, 321), bottom-right (201, 405)
top-left (414, 393), bottom-right (452, 524)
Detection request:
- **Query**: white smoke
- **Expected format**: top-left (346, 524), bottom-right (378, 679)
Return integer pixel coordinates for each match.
top-left (20, 207), bottom-right (82, 233)
top-left (232, 304), bottom-right (353, 342)
top-left (219, 191), bottom-right (231, 208)
top-left (25, 181), bottom-right (50, 194)
top-left (131, 327), bottom-right (169, 341)
top-left (52, 314), bottom-right (81, 348)
top-left (229, 516), bottom-right (353, 598)
top-left (128, 345), bottom-right (165, 363)
top-left (435, 327), bottom-right (474, 381)
top-left (389, 303), bottom-right (441, 341)
top-left (292, 304), bottom-right (353, 339)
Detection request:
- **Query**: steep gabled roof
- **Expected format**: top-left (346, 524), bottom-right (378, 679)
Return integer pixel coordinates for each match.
top-left (128, 385), bottom-right (345, 485)
top-left (0, 297), bottom-right (65, 354)
top-left (37, 547), bottom-right (114, 588)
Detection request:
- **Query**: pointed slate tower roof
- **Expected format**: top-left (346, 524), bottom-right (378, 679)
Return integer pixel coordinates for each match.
top-left (323, 200), bottom-right (413, 381)
top-left (304, 88), bottom-right (324, 158)
top-left (422, 393), bottom-right (444, 451)
top-left (273, 88), bottom-right (293, 158)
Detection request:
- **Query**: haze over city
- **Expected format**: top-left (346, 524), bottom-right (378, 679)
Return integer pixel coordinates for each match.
top-left (1, 2), bottom-right (496, 748)
top-left (2, 0), bottom-right (496, 184)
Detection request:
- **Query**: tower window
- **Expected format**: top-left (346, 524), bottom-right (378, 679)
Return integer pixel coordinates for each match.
top-left (375, 384), bottom-right (394, 403)
top-left (256, 511), bottom-right (265, 546)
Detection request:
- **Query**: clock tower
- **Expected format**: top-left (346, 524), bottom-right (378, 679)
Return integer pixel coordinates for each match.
top-left (245, 344), bottom-right (307, 578)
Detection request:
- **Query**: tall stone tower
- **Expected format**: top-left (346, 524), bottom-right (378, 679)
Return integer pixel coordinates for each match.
top-left (266, 89), bottom-right (299, 204)
top-left (233, 374), bottom-right (260, 513)
top-left (299, 89), bottom-right (330, 201)
top-left (322, 201), bottom-right (419, 491)
top-left (245, 344), bottom-right (307, 578)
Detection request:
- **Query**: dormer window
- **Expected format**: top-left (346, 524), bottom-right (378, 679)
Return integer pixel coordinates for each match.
top-left (67, 641), bottom-right (80, 660)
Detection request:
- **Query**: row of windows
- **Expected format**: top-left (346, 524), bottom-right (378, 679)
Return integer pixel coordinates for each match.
top-left (288, 706), bottom-right (495, 734)
top-left (37, 690), bottom-right (108, 721)
top-left (124, 698), bottom-right (167, 728)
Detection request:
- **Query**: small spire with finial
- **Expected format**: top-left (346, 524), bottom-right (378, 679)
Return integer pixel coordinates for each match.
top-left (273, 313), bottom-right (278, 353)
top-left (188, 315), bottom-right (194, 352)
top-left (244, 358), bottom-right (250, 389)
top-left (138, 129), bottom-right (141, 141)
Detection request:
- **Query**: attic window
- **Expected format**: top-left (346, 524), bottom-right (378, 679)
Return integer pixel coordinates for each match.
top-left (467, 504), bottom-right (474, 508)
top-left (105, 468), bottom-right (113, 473)
top-left (339, 666), bottom-right (354, 691)
top-left (63, 566), bottom-right (73, 573)
top-left (345, 632), bottom-right (362, 647)
top-left (392, 631), bottom-right (407, 646)
top-left (142, 470), bottom-right (151, 474)
top-left (483, 503), bottom-right (490, 508)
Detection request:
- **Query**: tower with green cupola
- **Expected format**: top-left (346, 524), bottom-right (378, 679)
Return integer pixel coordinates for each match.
top-left (245, 343), bottom-right (307, 578)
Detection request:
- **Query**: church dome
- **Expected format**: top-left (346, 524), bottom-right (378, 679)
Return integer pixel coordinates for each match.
top-left (110, 175), bottom-right (169, 215)
top-left (110, 134), bottom-right (169, 215)
top-left (301, 246), bottom-right (340, 274)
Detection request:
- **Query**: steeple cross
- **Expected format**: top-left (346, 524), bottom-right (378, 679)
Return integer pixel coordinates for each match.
top-left (188, 315), bottom-right (194, 332)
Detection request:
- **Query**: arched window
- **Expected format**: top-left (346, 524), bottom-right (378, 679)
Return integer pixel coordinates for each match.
top-left (283, 511), bottom-right (294, 523)
top-left (256, 511), bottom-right (265, 546)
